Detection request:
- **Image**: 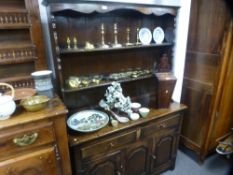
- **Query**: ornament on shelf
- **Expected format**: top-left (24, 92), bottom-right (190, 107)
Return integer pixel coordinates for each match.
top-left (112, 23), bottom-right (122, 48)
top-left (99, 82), bottom-right (132, 123)
top-left (156, 53), bottom-right (171, 72)
top-left (100, 23), bottom-right (109, 48)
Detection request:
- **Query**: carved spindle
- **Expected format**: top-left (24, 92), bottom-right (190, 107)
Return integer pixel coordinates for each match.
top-left (14, 16), bottom-right (17, 23)
top-left (9, 16), bottom-right (13, 23)
top-left (0, 16), bottom-right (3, 23)
top-left (12, 51), bottom-right (15, 59)
top-left (5, 16), bottom-right (8, 23)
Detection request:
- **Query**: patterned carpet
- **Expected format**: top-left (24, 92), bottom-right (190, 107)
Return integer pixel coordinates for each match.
top-left (161, 149), bottom-right (233, 175)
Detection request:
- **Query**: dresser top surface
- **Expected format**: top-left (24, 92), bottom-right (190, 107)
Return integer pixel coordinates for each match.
top-left (68, 102), bottom-right (187, 146)
top-left (0, 97), bottom-right (67, 130)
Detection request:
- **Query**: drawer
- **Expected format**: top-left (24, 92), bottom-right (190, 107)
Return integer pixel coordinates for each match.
top-left (0, 147), bottom-right (57, 175)
top-left (141, 114), bottom-right (181, 138)
top-left (0, 121), bottom-right (55, 160)
top-left (81, 130), bottom-right (137, 159)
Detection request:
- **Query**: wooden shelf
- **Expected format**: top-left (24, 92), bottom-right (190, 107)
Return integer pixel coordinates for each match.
top-left (0, 23), bottom-right (31, 29)
top-left (0, 57), bottom-right (37, 65)
top-left (60, 43), bottom-right (173, 54)
top-left (62, 74), bottom-right (154, 93)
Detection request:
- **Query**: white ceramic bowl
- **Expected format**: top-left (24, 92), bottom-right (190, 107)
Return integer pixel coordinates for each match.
top-left (131, 102), bottom-right (141, 113)
top-left (139, 107), bottom-right (150, 118)
top-left (129, 113), bottom-right (140, 121)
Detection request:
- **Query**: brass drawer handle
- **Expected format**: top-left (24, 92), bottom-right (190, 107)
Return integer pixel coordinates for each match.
top-left (13, 132), bottom-right (38, 147)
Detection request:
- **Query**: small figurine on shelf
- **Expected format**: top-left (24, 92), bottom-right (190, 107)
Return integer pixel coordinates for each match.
top-left (112, 23), bottom-right (122, 48)
top-left (73, 37), bottom-right (78, 49)
top-left (156, 53), bottom-right (171, 72)
top-left (125, 27), bottom-right (133, 46)
top-left (67, 37), bottom-right (71, 49)
top-left (136, 28), bottom-right (141, 45)
top-left (100, 23), bottom-right (109, 48)
top-left (84, 41), bottom-right (94, 50)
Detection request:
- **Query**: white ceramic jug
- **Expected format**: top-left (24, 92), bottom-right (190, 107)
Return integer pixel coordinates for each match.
top-left (0, 83), bottom-right (16, 120)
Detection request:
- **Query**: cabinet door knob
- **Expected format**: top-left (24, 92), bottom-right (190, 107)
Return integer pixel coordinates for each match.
top-left (116, 171), bottom-right (121, 175)
top-left (13, 132), bottom-right (38, 147)
top-left (109, 142), bottom-right (114, 147)
top-left (152, 155), bottom-right (157, 160)
top-left (159, 123), bottom-right (166, 128)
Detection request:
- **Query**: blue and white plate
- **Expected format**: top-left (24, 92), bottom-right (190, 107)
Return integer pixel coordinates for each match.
top-left (153, 27), bottom-right (165, 44)
top-left (139, 28), bottom-right (152, 45)
top-left (67, 110), bottom-right (109, 132)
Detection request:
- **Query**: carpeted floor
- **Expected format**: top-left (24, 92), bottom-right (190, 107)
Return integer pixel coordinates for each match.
top-left (161, 149), bottom-right (233, 175)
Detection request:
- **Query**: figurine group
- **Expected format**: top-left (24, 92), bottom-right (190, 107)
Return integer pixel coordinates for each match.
top-left (66, 23), bottom-right (141, 50)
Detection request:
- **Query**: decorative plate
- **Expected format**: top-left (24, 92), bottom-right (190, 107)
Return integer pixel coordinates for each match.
top-left (153, 27), bottom-right (165, 44)
top-left (139, 28), bottom-right (152, 45)
top-left (67, 110), bottom-right (109, 132)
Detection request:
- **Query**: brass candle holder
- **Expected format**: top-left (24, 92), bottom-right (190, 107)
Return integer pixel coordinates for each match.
top-left (67, 37), bottom-right (71, 49)
top-left (125, 27), bottom-right (133, 46)
top-left (112, 23), bottom-right (122, 48)
top-left (100, 23), bottom-right (109, 48)
top-left (73, 37), bottom-right (78, 49)
top-left (136, 28), bottom-right (141, 45)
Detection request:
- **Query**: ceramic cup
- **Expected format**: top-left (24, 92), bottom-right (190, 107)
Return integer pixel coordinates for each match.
top-left (129, 113), bottom-right (140, 121)
top-left (139, 107), bottom-right (150, 118)
top-left (131, 102), bottom-right (141, 113)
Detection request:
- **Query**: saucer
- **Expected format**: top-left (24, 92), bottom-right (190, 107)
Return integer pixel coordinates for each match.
top-left (153, 27), bottom-right (165, 44)
top-left (139, 28), bottom-right (152, 45)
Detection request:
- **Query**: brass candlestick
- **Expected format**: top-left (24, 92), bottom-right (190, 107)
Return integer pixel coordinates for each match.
top-left (112, 23), bottom-right (122, 48)
top-left (125, 27), bottom-right (133, 46)
top-left (100, 23), bottom-right (109, 48)
top-left (73, 37), bottom-right (78, 49)
top-left (136, 28), bottom-right (141, 45)
top-left (67, 37), bottom-right (71, 49)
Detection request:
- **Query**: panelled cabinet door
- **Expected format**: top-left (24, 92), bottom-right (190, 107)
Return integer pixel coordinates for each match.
top-left (125, 141), bottom-right (152, 175)
top-left (81, 151), bottom-right (124, 175)
top-left (0, 147), bottom-right (58, 175)
top-left (151, 133), bottom-right (179, 174)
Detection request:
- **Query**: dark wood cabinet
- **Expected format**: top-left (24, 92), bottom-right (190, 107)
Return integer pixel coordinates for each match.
top-left (0, 0), bottom-right (47, 89)
top-left (180, 0), bottom-right (233, 161)
top-left (0, 147), bottom-right (57, 175)
top-left (69, 103), bottom-right (186, 175)
top-left (0, 97), bottom-right (72, 175)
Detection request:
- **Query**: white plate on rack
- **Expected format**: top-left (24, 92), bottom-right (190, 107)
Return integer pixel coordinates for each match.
top-left (153, 27), bottom-right (165, 44)
top-left (67, 110), bottom-right (109, 132)
top-left (139, 28), bottom-right (152, 45)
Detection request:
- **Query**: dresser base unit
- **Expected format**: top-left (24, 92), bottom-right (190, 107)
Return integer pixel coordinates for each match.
top-left (68, 103), bottom-right (187, 175)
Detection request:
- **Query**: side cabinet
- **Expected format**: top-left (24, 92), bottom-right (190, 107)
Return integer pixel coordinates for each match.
top-left (69, 104), bottom-right (186, 175)
top-left (0, 98), bottom-right (72, 175)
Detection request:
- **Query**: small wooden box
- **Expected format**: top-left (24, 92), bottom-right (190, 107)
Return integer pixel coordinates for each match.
top-left (155, 72), bottom-right (177, 108)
